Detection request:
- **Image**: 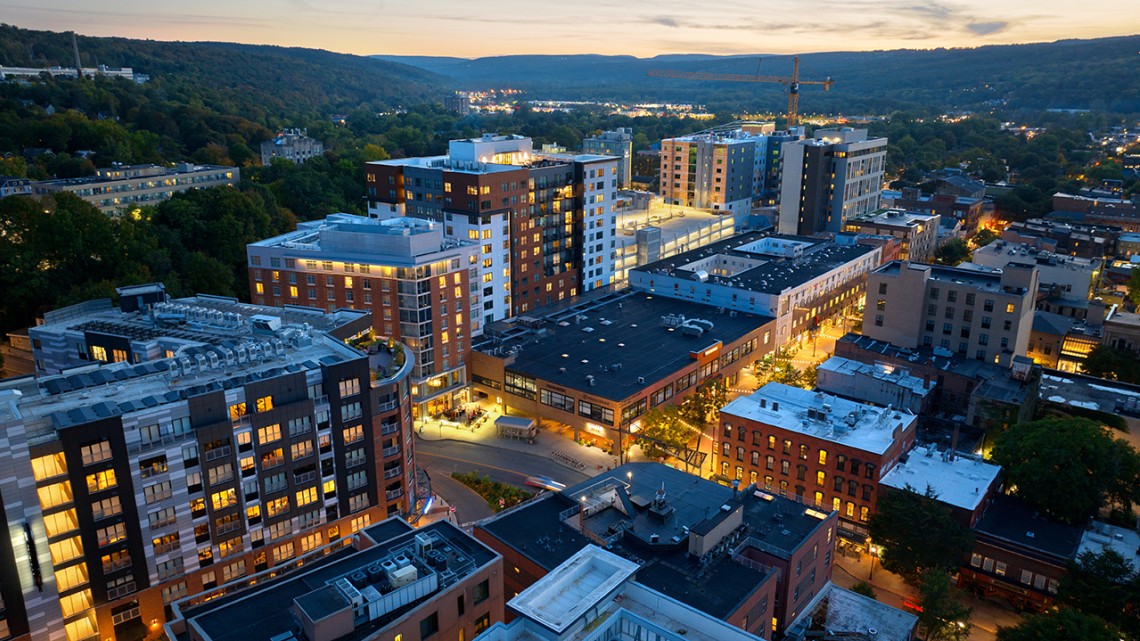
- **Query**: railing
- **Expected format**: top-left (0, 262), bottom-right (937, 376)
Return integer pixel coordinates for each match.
top-left (383, 467), bottom-right (402, 480)
top-left (385, 488), bottom-right (404, 500)
top-left (204, 446), bottom-right (232, 462)
top-left (294, 471), bottom-right (318, 485)
top-left (377, 400), bottom-right (399, 413)
top-left (382, 446), bottom-right (400, 458)
top-left (380, 421), bottom-right (400, 435)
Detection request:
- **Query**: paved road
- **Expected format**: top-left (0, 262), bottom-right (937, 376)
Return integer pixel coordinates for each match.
top-left (415, 437), bottom-right (591, 523)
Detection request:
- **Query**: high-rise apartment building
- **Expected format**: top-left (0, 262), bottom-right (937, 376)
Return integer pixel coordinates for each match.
top-left (365, 134), bottom-right (620, 320)
top-left (659, 124), bottom-right (802, 214)
top-left (0, 286), bottom-right (416, 641)
top-left (864, 260), bottom-right (1038, 366)
top-left (248, 214), bottom-right (477, 418)
top-left (582, 127), bottom-right (633, 189)
top-left (778, 129), bottom-right (887, 236)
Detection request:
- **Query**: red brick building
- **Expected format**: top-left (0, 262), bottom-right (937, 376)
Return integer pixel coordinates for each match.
top-left (718, 383), bottom-right (918, 539)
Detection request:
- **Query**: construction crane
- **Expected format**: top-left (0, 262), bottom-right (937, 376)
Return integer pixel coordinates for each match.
top-left (646, 56), bottom-right (833, 127)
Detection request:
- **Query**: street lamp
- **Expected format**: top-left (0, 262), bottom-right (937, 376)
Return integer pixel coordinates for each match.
top-left (869, 543), bottom-right (880, 581)
top-left (579, 495), bottom-right (588, 530)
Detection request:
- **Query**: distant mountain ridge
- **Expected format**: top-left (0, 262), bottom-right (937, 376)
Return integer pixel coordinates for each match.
top-left (0, 24), bottom-right (446, 117)
top-left (374, 36), bottom-right (1140, 113)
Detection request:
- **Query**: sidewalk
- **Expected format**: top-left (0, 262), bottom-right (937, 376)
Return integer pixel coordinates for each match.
top-left (415, 402), bottom-right (649, 476)
top-left (831, 546), bottom-right (1023, 641)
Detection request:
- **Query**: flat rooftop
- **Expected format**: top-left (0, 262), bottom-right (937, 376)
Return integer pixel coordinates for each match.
top-left (509, 546), bottom-right (639, 633)
top-left (615, 201), bottom-right (733, 243)
top-left (634, 231), bottom-right (877, 295)
top-left (1039, 371), bottom-right (1140, 417)
top-left (179, 520), bottom-right (498, 641)
top-left (974, 241), bottom-right (1099, 271)
top-left (874, 260), bottom-right (1012, 294)
top-left (1078, 522), bottom-right (1140, 571)
top-left (837, 333), bottom-right (1014, 381)
top-left (8, 294), bottom-right (370, 434)
top-left (816, 356), bottom-right (935, 396)
top-left (847, 208), bottom-right (939, 228)
top-left (721, 383), bottom-right (916, 456)
top-left (477, 292), bottom-right (773, 402)
top-left (789, 584), bottom-right (917, 641)
top-left (880, 446), bottom-right (1001, 512)
top-left (974, 495), bottom-right (1083, 561)
top-left (480, 463), bottom-right (830, 620)
top-left (33, 163), bottom-right (230, 187)
top-left (368, 155), bottom-right (524, 175)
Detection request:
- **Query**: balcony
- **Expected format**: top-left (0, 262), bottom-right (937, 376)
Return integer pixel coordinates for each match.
top-left (382, 446), bottom-right (401, 458)
top-left (383, 466), bottom-right (402, 480)
top-left (385, 488), bottom-right (404, 501)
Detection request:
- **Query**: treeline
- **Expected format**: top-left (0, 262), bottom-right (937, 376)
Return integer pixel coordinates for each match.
top-left (0, 188), bottom-right (293, 334)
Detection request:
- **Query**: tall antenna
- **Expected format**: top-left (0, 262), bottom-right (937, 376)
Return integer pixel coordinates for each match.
top-left (71, 32), bottom-right (83, 79)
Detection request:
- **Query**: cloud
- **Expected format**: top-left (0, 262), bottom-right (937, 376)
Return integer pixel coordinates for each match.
top-left (966, 21), bottom-right (1011, 35)
top-left (650, 16), bottom-right (682, 28)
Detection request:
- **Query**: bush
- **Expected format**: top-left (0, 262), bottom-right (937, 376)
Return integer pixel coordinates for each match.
top-left (451, 472), bottom-right (533, 512)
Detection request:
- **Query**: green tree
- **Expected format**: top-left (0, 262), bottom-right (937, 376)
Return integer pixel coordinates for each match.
top-left (916, 572), bottom-right (972, 641)
top-left (1083, 345), bottom-right (1140, 383)
top-left (850, 581), bottom-right (877, 600)
top-left (995, 608), bottom-right (1121, 641)
top-left (1128, 269), bottom-right (1140, 306)
top-left (992, 418), bottom-right (1138, 525)
top-left (679, 380), bottom-right (727, 426)
top-left (1057, 549), bottom-right (1140, 640)
top-left (971, 228), bottom-right (999, 248)
top-left (867, 484), bottom-right (974, 584)
top-left (635, 407), bottom-right (691, 458)
top-left (934, 238), bottom-right (971, 266)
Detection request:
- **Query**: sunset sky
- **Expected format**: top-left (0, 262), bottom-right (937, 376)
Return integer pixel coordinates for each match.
top-left (3, 0), bottom-right (1139, 58)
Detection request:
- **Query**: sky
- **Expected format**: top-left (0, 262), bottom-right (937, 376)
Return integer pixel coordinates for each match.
top-left (3, 0), bottom-right (1139, 58)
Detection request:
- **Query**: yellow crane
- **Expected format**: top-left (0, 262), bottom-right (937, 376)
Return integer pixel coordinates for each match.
top-left (646, 56), bottom-right (833, 127)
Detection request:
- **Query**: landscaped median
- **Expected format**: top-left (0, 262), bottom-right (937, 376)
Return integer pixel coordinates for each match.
top-left (451, 472), bottom-right (533, 512)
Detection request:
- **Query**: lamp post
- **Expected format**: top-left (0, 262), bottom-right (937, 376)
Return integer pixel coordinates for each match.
top-left (869, 543), bottom-right (880, 581)
top-left (579, 495), bottom-right (588, 530)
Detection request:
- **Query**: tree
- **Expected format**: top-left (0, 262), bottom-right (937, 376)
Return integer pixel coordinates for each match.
top-left (679, 380), bottom-right (726, 426)
top-left (635, 407), bottom-right (691, 458)
top-left (1128, 269), bottom-right (1140, 307)
top-left (934, 238), bottom-right (971, 266)
top-left (1057, 549), bottom-right (1140, 640)
top-left (991, 418), bottom-right (1138, 525)
top-left (972, 228), bottom-right (999, 248)
top-left (850, 581), bottom-right (877, 600)
top-left (1083, 345), bottom-right (1140, 383)
top-left (916, 572), bottom-right (972, 641)
top-left (996, 608), bottom-right (1121, 641)
top-left (867, 484), bottom-right (974, 584)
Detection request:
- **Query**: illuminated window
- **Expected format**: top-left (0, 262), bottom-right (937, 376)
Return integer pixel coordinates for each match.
top-left (258, 424), bottom-right (281, 444)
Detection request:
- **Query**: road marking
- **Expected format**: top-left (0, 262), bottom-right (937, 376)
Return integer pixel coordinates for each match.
top-left (418, 451), bottom-right (530, 479)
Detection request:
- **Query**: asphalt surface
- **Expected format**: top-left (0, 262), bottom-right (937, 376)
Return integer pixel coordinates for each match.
top-left (415, 437), bottom-right (591, 523)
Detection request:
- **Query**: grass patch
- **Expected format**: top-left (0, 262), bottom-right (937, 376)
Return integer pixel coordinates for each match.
top-left (451, 472), bottom-right (533, 512)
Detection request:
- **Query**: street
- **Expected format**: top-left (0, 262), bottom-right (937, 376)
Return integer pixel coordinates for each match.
top-left (415, 437), bottom-right (592, 523)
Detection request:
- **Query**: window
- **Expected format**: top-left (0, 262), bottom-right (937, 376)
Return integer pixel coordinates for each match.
top-left (92, 495), bottom-right (122, 521)
top-left (144, 481), bottom-right (172, 504)
top-left (296, 487), bottom-right (319, 507)
top-left (291, 440), bottom-right (314, 460)
top-left (149, 506), bottom-right (176, 529)
top-left (81, 441), bottom-right (112, 466)
top-left (995, 561), bottom-right (1007, 576)
top-left (153, 532), bottom-right (180, 555)
top-left (272, 543), bottom-right (295, 564)
top-left (818, 450), bottom-right (828, 466)
top-left (1005, 303), bottom-right (1015, 313)
top-left (419, 612), bottom-right (439, 638)
top-left (211, 488), bottom-right (237, 510)
top-left (258, 424), bottom-right (282, 444)
top-left (342, 424), bottom-right (364, 445)
top-left (474, 613), bottom-right (491, 634)
top-left (349, 493), bottom-right (370, 513)
top-left (267, 496), bottom-right (290, 517)
top-left (157, 558), bottom-right (184, 581)
top-left (86, 469), bottom-right (117, 493)
top-left (540, 389), bottom-right (575, 413)
top-left (473, 579), bottom-right (490, 604)
top-left (208, 463), bottom-right (234, 486)
top-left (339, 378), bottom-right (361, 397)
top-left (255, 396), bottom-right (274, 413)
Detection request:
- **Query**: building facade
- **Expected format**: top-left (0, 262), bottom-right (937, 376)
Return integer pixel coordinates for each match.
top-left (248, 214), bottom-right (478, 418)
top-left (365, 135), bottom-right (620, 321)
top-left (31, 164), bottom-right (238, 214)
top-left (864, 261), bottom-right (1038, 366)
top-left (474, 463), bottom-right (838, 639)
top-left (0, 290), bottom-right (416, 641)
top-left (469, 293), bottom-right (776, 454)
top-left (778, 129), bottom-right (887, 236)
top-left (167, 519), bottom-right (503, 641)
top-left (842, 209), bottom-right (940, 263)
top-left (583, 128), bottom-right (633, 189)
top-left (718, 383), bottom-right (918, 538)
top-left (630, 233), bottom-right (880, 347)
top-left (260, 129), bottom-right (325, 166)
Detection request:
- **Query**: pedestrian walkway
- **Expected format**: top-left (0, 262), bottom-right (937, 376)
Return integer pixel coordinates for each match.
top-left (415, 401), bottom-right (647, 476)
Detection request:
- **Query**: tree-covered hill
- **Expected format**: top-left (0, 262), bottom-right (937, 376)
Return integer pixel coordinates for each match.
top-left (375, 35), bottom-right (1140, 114)
top-left (0, 24), bottom-right (446, 121)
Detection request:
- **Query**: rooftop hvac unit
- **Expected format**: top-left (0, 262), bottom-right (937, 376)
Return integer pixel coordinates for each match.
top-left (387, 564), bottom-right (418, 589)
top-left (415, 533), bottom-right (433, 555)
